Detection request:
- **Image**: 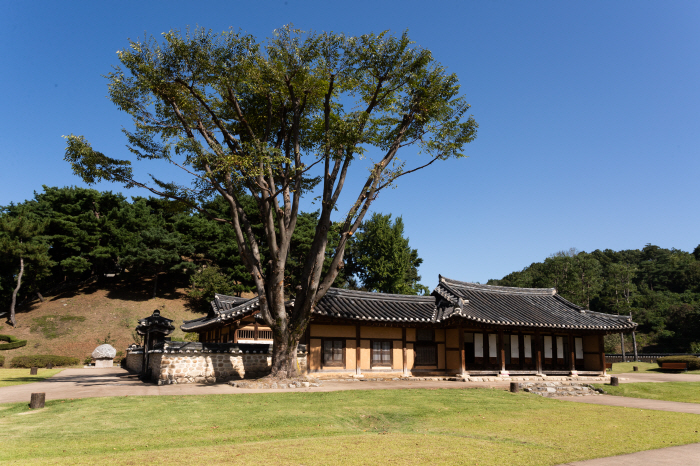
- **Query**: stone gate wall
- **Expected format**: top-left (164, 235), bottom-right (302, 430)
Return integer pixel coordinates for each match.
top-left (126, 342), bottom-right (307, 385)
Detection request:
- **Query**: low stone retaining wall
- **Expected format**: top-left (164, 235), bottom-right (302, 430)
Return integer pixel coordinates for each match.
top-left (125, 342), bottom-right (308, 385)
top-left (522, 382), bottom-right (605, 397)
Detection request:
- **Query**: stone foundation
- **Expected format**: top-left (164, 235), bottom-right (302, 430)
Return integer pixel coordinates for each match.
top-left (522, 381), bottom-right (605, 397)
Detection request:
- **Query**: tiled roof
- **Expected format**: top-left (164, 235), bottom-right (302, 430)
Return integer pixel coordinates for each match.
top-left (180, 278), bottom-right (637, 332)
top-left (433, 276), bottom-right (636, 330)
top-left (181, 294), bottom-right (260, 331)
top-left (312, 288), bottom-right (437, 323)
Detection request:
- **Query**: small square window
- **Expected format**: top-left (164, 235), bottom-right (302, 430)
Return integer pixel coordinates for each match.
top-left (371, 341), bottom-right (392, 366)
top-left (323, 339), bottom-right (344, 367)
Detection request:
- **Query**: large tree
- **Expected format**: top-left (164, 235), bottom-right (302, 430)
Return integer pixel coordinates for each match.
top-left (64, 26), bottom-right (477, 377)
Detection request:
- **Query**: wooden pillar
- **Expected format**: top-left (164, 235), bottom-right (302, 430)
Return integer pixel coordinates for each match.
top-left (599, 333), bottom-right (607, 375)
top-left (498, 330), bottom-right (506, 374)
top-left (402, 327), bottom-right (408, 376)
top-left (254, 322), bottom-right (259, 341)
top-left (355, 324), bottom-right (362, 376)
top-left (233, 325), bottom-right (239, 344)
top-left (568, 333), bottom-right (577, 374)
top-left (535, 331), bottom-right (542, 375)
top-left (458, 327), bottom-right (465, 375)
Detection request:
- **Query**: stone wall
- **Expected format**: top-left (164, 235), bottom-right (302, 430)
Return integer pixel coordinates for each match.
top-left (125, 349), bottom-right (143, 373)
top-left (125, 341), bottom-right (307, 385)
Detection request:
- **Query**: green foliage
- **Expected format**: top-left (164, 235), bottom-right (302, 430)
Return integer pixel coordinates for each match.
top-left (10, 354), bottom-right (80, 368)
top-left (345, 213), bottom-right (428, 295)
top-left (188, 265), bottom-right (236, 303)
top-left (96, 333), bottom-right (116, 346)
top-left (656, 356), bottom-right (700, 371)
top-left (0, 334), bottom-right (28, 350)
top-left (30, 315), bottom-right (86, 340)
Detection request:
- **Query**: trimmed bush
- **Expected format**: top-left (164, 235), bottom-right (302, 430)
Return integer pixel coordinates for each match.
top-left (10, 355), bottom-right (80, 368)
top-left (0, 334), bottom-right (28, 350)
top-left (0, 355), bottom-right (5, 367)
top-left (656, 355), bottom-right (700, 371)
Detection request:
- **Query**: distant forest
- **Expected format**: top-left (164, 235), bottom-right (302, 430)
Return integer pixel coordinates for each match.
top-left (0, 186), bottom-right (426, 324)
top-left (488, 246), bottom-right (700, 354)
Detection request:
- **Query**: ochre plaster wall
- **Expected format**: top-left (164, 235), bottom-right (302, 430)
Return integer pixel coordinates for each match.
top-left (310, 324), bottom-right (355, 338)
top-left (346, 340), bottom-right (357, 370)
top-left (392, 340), bottom-right (403, 370)
top-left (310, 339), bottom-right (321, 371)
top-left (406, 343), bottom-right (414, 369)
top-left (437, 343), bottom-right (445, 369)
top-left (361, 326), bottom-right (402, 339)
top-left (360, 340), bottom-right (370, 369)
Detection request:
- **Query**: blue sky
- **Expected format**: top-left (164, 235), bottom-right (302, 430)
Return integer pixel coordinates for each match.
top-left (2, 1), bottom-right (699, 285)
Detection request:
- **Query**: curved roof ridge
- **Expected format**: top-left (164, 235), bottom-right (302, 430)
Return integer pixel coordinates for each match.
top-left (439, 275), bottom-right (556, 296)
top-left (324, 287), bottom-right (436, 302)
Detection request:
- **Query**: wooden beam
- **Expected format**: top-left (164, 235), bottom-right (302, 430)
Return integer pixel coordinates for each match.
top-left (498, 331), bottom-right (506, 373)
top-left (569, 333), bottom-right (576, 373)
top-left (535, 331), bottom-right (542, 375)
top-left (599, 333), bottom-right (606, 375)
top-left (458, 327), bottom-right (465, 375)
top-left (402, 327), bottom-right (408, 376)
top-left (356, 324), bottom-right (362, 376)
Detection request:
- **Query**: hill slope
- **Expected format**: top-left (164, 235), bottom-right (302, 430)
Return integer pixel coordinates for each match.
top-left (0, 278), bottom-right (226, 363)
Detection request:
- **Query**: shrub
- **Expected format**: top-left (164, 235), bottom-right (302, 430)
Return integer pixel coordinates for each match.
top-left (10, 355), bottom-right (80, 368)
top-left (0, 334), bottom-right (28, 350)
top-left (656, 355), bottom-right (700, 371)
top-left (0, 355), bottom-right (5, 367)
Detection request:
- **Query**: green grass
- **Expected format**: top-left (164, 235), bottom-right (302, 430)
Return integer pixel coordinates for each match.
top-left (0, 368), bottom-right (65, 388)
top-left (1, 389), bottom-right (699, 465)
top-left (607, 361), bottom-right (700, 374)
top-left (30, 315), bottom-right (86, 340)
top-left (594, 382), bottom-right (700, 404)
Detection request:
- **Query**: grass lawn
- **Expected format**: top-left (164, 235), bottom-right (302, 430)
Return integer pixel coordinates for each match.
top-left (594, 382), bottom-right (700, 404)
top-left (1, 389), bottom-right (699, 465)
top-left (607, 361), bottom-right (700, 375)
top-left (0, 368), bottom-right (65, 388)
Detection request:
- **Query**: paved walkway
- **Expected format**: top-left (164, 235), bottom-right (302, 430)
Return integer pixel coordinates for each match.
top-left (560, 443), bottom-right (700, 465)
top-left (614, 371), bottom-right (700, 383)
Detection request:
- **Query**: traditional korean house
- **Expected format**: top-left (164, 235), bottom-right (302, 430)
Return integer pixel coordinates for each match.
top-left (181, 276), bottom-right (636, 377)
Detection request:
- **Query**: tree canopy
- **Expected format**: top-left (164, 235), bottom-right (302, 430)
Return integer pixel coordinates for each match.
top-left (63, 26), bottom-right (477, 376)
top-left (345, 213), bottom-right (428, 295)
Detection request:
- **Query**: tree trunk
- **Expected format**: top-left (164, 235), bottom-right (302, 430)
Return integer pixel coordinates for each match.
top-left (32, 279), bottom-right (44, 303)
top-left (9, 256), bottom-right (24, 327)
top-left (270, 331), bottom-right (301, 379)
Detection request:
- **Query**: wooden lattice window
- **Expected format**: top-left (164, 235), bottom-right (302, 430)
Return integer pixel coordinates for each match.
top-left (323, 339), bottom-right (344, 367)
top-left (371, 341), bottom-right (392, 366)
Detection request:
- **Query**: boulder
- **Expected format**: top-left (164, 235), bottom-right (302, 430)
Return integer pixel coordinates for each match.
top-left (92, 344), bottom-right (117, 359)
